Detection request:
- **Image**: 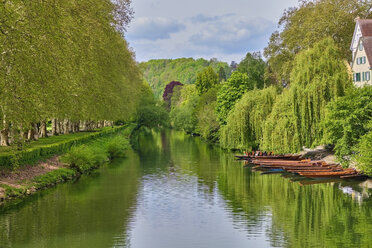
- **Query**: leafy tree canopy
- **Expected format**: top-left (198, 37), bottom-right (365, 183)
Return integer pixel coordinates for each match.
top-left (236, 52), bottom-right (267, 89)
top-left (195, 67), bottom-right (219, 95)
top-left (163, 81), bottom-right (184, 110)
top-left (323, 86), bottom-right (372, 163)
top-left (264, 0), bottom-right (372, 83)
top-left (216, 72), bottom-right (251, 125)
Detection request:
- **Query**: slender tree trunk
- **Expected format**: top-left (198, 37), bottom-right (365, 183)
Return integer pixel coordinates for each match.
top-left (0, 119), bottom-right (10, 146)
top-left (69, 120), bottom-right (74, 133)
top-left (40, 120), bottom-right (48, 138)
top-left (27, 123), bottom-right (37, 141)
top-left (80, 120), bottom-right (85, 131)
top-left (51, 119), bottom-right (58, 136)
top-left (57, 120), bottom-right (62, 134)
top-left (63, 119), bottom-right (70, 134)
top-left (74, 122), bottom-right (80, 132)
top-left (22, 131), bottom-right (28, 140)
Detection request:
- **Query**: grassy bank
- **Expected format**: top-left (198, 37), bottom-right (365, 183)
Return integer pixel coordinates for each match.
top-left (0, 124), bottom-right (136, 204)
top-left (0, 125), bottom-right (134, 171)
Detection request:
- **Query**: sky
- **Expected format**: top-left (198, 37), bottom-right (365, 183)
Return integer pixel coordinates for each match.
top-left (125, 0), bottom-right (299, 63)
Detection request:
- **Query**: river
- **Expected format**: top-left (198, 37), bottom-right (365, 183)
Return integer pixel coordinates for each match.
top-left (0, 130), bottom-right (371, 248)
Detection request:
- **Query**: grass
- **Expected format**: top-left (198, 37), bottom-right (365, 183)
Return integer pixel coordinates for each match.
top-left (0, 125), bottom-right (135, 203)
top-left (0, 126), bottom-right (129, 170)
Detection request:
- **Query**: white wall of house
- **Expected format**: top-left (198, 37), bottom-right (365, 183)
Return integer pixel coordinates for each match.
top-left (351, 23), bottom-right (362, 61)
top-left (351, 39), bottom-right (372, 87)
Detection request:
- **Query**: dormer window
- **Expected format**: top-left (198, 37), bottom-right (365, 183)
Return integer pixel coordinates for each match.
top-left (359, 43), bottom-right (364, 51)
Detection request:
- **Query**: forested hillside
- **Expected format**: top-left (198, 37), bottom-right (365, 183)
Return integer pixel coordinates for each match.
top-left (139, 58), bottom-right (231, 99)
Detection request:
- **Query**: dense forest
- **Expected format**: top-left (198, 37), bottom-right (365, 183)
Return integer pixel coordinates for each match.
top-left (139, 58), bottom-right (231, 99)
top-left (159, 0), bottom-right (372, 173)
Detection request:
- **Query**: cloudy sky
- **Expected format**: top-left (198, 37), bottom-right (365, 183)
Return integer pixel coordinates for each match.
top-left (126, 0), bottom-right (299, 63)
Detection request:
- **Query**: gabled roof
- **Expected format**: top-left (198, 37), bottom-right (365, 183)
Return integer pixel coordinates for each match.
top-left (362, 37), bottom-right (372, 67)
top-left (358, 19), bottom-right (372, 37)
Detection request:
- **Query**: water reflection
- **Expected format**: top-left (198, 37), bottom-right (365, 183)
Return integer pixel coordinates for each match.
top-left (0, 130), bottom-right (371, 248)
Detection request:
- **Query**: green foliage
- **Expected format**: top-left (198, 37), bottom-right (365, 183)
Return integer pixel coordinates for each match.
top-left (220, 86), bottom-right (280, 149)
top-left (0, 126), bottom-right (126, 170)
top-left (236, 52), bottom-right (267, 89)
top-left (61, 144), bottom-right (107, 173)
top-left (353, 130), bottom-right (372, 175)
top-left (216, 72), bottom-right (251, 125)
top-left (195, 67), bottom-right (219, 95)
top-left (0, 184), bottom-right (26, 198)
top-left (290, 38), bottom-right (351, 147)
top-left (61, 131), bottom-right (131, 173)
top-left (140, 58), bottom-right (231, 99)
top-left (0, 1), bottom-right (141, 142)
top-left (261, 89), bottom-right (300, 153)
top-left (196, 86), bottom-right (220, 141)
top-left (32, 168), bottom-right (77, 190)
top-left (135, 82), bottom-right (169, 129)
top-left (106, 135), bottom-right (130, 159)
top-left (218, 67), bottom-right (227, 82)
top-left (170, 85), bottom-right (199, 134)
top-left (324, 86), bottom-right (372, 163)
top-left (264, 0), bottom-right (372, 82)
top-left (261, 38), bottom-right (351, 153)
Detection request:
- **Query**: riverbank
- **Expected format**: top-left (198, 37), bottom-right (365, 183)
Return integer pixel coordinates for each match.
top-left (0, 124), bottom-right (136, 205)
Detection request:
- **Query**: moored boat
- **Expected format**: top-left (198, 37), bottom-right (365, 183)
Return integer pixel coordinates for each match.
top-left (298, 169), bottom-right (357, 178)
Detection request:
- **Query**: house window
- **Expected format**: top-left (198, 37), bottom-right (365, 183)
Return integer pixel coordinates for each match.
top-left (357, 57), bottom-right (367, 65)
top-left (359, 43), bottom-right (363, 51)
top-left (355, 73), bottom-right (361, 82)
top-left (365, 71), bottom-right (370, 81)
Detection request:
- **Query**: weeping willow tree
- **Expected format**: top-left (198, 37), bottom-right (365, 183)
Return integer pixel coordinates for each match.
top-left (220, 86), bottom-right (280, 150)
top-left (262, 38), bottom-right (352, 153)
top-left (261, 89), bottom-right (300, 153)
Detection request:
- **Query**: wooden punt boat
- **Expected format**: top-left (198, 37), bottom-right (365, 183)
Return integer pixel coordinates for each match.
top-left (287, 169), bottom-right (344, 174)
top-left (251, 160), bottom-right (323, 165)
top-left (283, 166), bottom-right (341, 171)
top-left (234, 155), bottom-right (300, 160)
top-left (260, 171), bottom-right (285, 175)
top-left (298, 170), bottom-right (357, 178)
top-left (340, 174), bottom-right (369, 180)
top-left (257, 163), bottom-right (323, 169)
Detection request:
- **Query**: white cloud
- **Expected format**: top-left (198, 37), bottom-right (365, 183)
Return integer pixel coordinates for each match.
top-left (127, 17), bottom-right (185, 40)
top-left (126, 0), bottom-right (299, 62)
top-left (189, 15), bottom-right (275, 54)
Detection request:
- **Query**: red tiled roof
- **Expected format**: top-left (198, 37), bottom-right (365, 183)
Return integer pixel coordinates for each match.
top-left (358, 19), bottom-right (372, 37)
top-left (362, 37), bottom-right (372, 67)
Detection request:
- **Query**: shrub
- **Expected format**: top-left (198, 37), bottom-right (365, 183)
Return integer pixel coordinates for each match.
top-left (353, 129), bottom-right (372, 175)
top-left (106, 135), bottom-right (130, 159)
top-left (32, 168), bottom-right (77, 189)
top-left (61, 145), bottom-right (107, 173)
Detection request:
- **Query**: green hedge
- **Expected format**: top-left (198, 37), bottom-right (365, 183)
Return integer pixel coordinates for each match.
top-left (0, 126), bottom-right (127, 170)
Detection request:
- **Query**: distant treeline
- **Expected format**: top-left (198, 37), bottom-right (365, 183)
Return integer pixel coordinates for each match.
top-left (139, 58), bottom-right (231, 99)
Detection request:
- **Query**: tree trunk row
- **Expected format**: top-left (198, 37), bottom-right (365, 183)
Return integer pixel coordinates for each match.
top-left (0, 119), bottom-right (114, 146)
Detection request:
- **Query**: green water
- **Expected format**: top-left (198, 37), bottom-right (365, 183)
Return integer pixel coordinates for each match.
top-left (0, 130), bottom-right (371, 248)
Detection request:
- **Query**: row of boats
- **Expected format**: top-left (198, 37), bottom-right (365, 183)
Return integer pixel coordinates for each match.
top-left (235, 154), bottom-right (369, 181)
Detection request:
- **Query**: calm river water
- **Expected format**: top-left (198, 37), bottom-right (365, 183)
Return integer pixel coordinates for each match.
top-left (0, 130), bottom-right (371, 248)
